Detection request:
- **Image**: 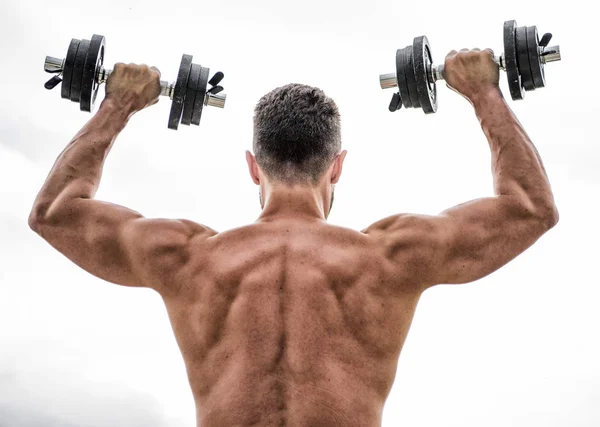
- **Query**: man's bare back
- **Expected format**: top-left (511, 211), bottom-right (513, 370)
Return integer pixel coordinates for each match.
top-left (29, 50), bottom-right (558, 427)
top-left (166, 220), bottom-right (420, 426)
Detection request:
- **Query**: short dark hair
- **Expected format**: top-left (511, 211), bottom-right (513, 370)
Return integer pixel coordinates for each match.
top-left (253, 83), bottom-right (341, 185)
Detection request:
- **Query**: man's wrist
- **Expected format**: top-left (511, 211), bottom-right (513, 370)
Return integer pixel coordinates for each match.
top-left (74, 97), bottom-right (135, 138)
top-left (470, 87), bottom-right (505, 112)
top-left (100, 96), bottom-right (138, 124)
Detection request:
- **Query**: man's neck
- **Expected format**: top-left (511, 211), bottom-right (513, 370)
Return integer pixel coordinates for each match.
top-left (258, 185), bottom-right (329, 222)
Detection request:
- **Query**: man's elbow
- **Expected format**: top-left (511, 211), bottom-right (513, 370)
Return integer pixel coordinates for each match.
top-left (537, 203), bottom-right (559, 231)
top-left (28, 205), bottom-right (46, 234)
top-left (28, 201), bottom-right (55, 234)
top-left (547, 205), bottom-right (560, 229)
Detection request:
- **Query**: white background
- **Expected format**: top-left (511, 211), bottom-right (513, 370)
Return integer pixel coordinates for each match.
top-left (0, 0), bottom-right (598, 426)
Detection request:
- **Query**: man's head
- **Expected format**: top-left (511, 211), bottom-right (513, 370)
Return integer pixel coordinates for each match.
top-left (246, 83), bottom-right (346, 216)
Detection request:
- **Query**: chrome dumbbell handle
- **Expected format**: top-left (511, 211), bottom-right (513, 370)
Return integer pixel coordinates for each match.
top-left (431, 46), bottom-right (560, 82)
top-left (97, 67), bottom-right (226, 108)
top-left (378, 54), bottom-right (503, 89)
top-left (44, 56), bottom-right (226, 108)
top-left (379, 46), bottom-right (560, 89)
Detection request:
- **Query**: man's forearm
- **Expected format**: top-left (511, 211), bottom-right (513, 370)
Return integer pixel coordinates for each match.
top-left (472, 89), bottom-right (558, 220)
top-left (30, 98), bottom-right (133, 221)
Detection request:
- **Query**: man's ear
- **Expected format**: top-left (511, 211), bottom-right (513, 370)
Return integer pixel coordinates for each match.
top-left (330, 150), bottom-right (347, 184)
top-left (246, 151), bottom-right (260, 185)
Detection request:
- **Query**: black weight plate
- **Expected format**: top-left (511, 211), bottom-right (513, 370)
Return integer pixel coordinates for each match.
top-left (503, 20), bottom-right (524, 100)
top-left (61, 39), bottom-right (80, 100)
top-left (396, 47), bottom-right (412, 109)
top-left (168, 54), bottom-right (193, 130)
top-left (181, 63), bottom-right (201, 125)
top-left (80, 34), bottom-right (105, 112)
top-left (70, 39), bottom-right (90, 103)
top-left (404, 46), bottom-right (421, 109)
top-left (191, 66), bottom-right (210, 126)
top-left (527, 26), bottom-right (546, 89)
top-left (413, 36), bottom-right (437, 114)
top-left (516, 26), bottom-right (535, 91)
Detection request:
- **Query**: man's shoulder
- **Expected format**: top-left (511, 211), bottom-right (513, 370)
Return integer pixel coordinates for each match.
top-left (359, 213), bottom-right (445, 269)
top-left (361, 213), bottom-right (440, 239)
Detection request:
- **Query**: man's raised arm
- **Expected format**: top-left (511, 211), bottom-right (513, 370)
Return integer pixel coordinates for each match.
top-left (365, 49), bottom-right (558, 288)
top-left (28, 64), bottom-right (214, 294)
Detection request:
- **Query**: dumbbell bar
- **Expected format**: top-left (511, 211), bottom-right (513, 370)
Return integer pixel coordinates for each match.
top-left (43, 35), bottom-right (226, 130)
top-left (45, 55), bottom-right (225, 107)
top-left (380, 20), bottom-right (561, 114)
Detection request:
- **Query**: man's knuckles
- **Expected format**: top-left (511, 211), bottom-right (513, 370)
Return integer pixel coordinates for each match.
top-left (112, 63), bottom-right (160, 78)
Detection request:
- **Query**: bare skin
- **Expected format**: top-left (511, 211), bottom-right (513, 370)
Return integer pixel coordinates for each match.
top-left (29, 51), bottom-right (558, 427)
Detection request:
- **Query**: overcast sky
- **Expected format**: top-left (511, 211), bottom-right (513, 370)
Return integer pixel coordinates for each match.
top-left (1, 0), bottom-right (598, 426)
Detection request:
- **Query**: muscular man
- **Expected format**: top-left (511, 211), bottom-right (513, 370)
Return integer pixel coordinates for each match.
top-left (29, 48), bottom-right (558, 427)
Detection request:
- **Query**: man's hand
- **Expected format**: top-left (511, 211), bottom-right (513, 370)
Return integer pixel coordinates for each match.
top-left (105, 63), bottom-right (161, 114)
top-left (443, 49), bottom-right (500, 105)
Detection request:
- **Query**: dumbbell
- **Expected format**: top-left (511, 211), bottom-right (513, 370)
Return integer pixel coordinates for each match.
top-left (43, 34), bottom-right (226, 130)
top-left (379, 20), bottom-right (561, 114)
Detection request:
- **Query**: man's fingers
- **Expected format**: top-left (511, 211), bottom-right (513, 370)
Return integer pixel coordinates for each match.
top-left (446, 49), bottom-right (458, 59)
top-left (112, 62), bottom-right (126, 74)
top-left (150, 66), bottom-right (161, 78)
top-left (448, 48), bottom-right (492, 57)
